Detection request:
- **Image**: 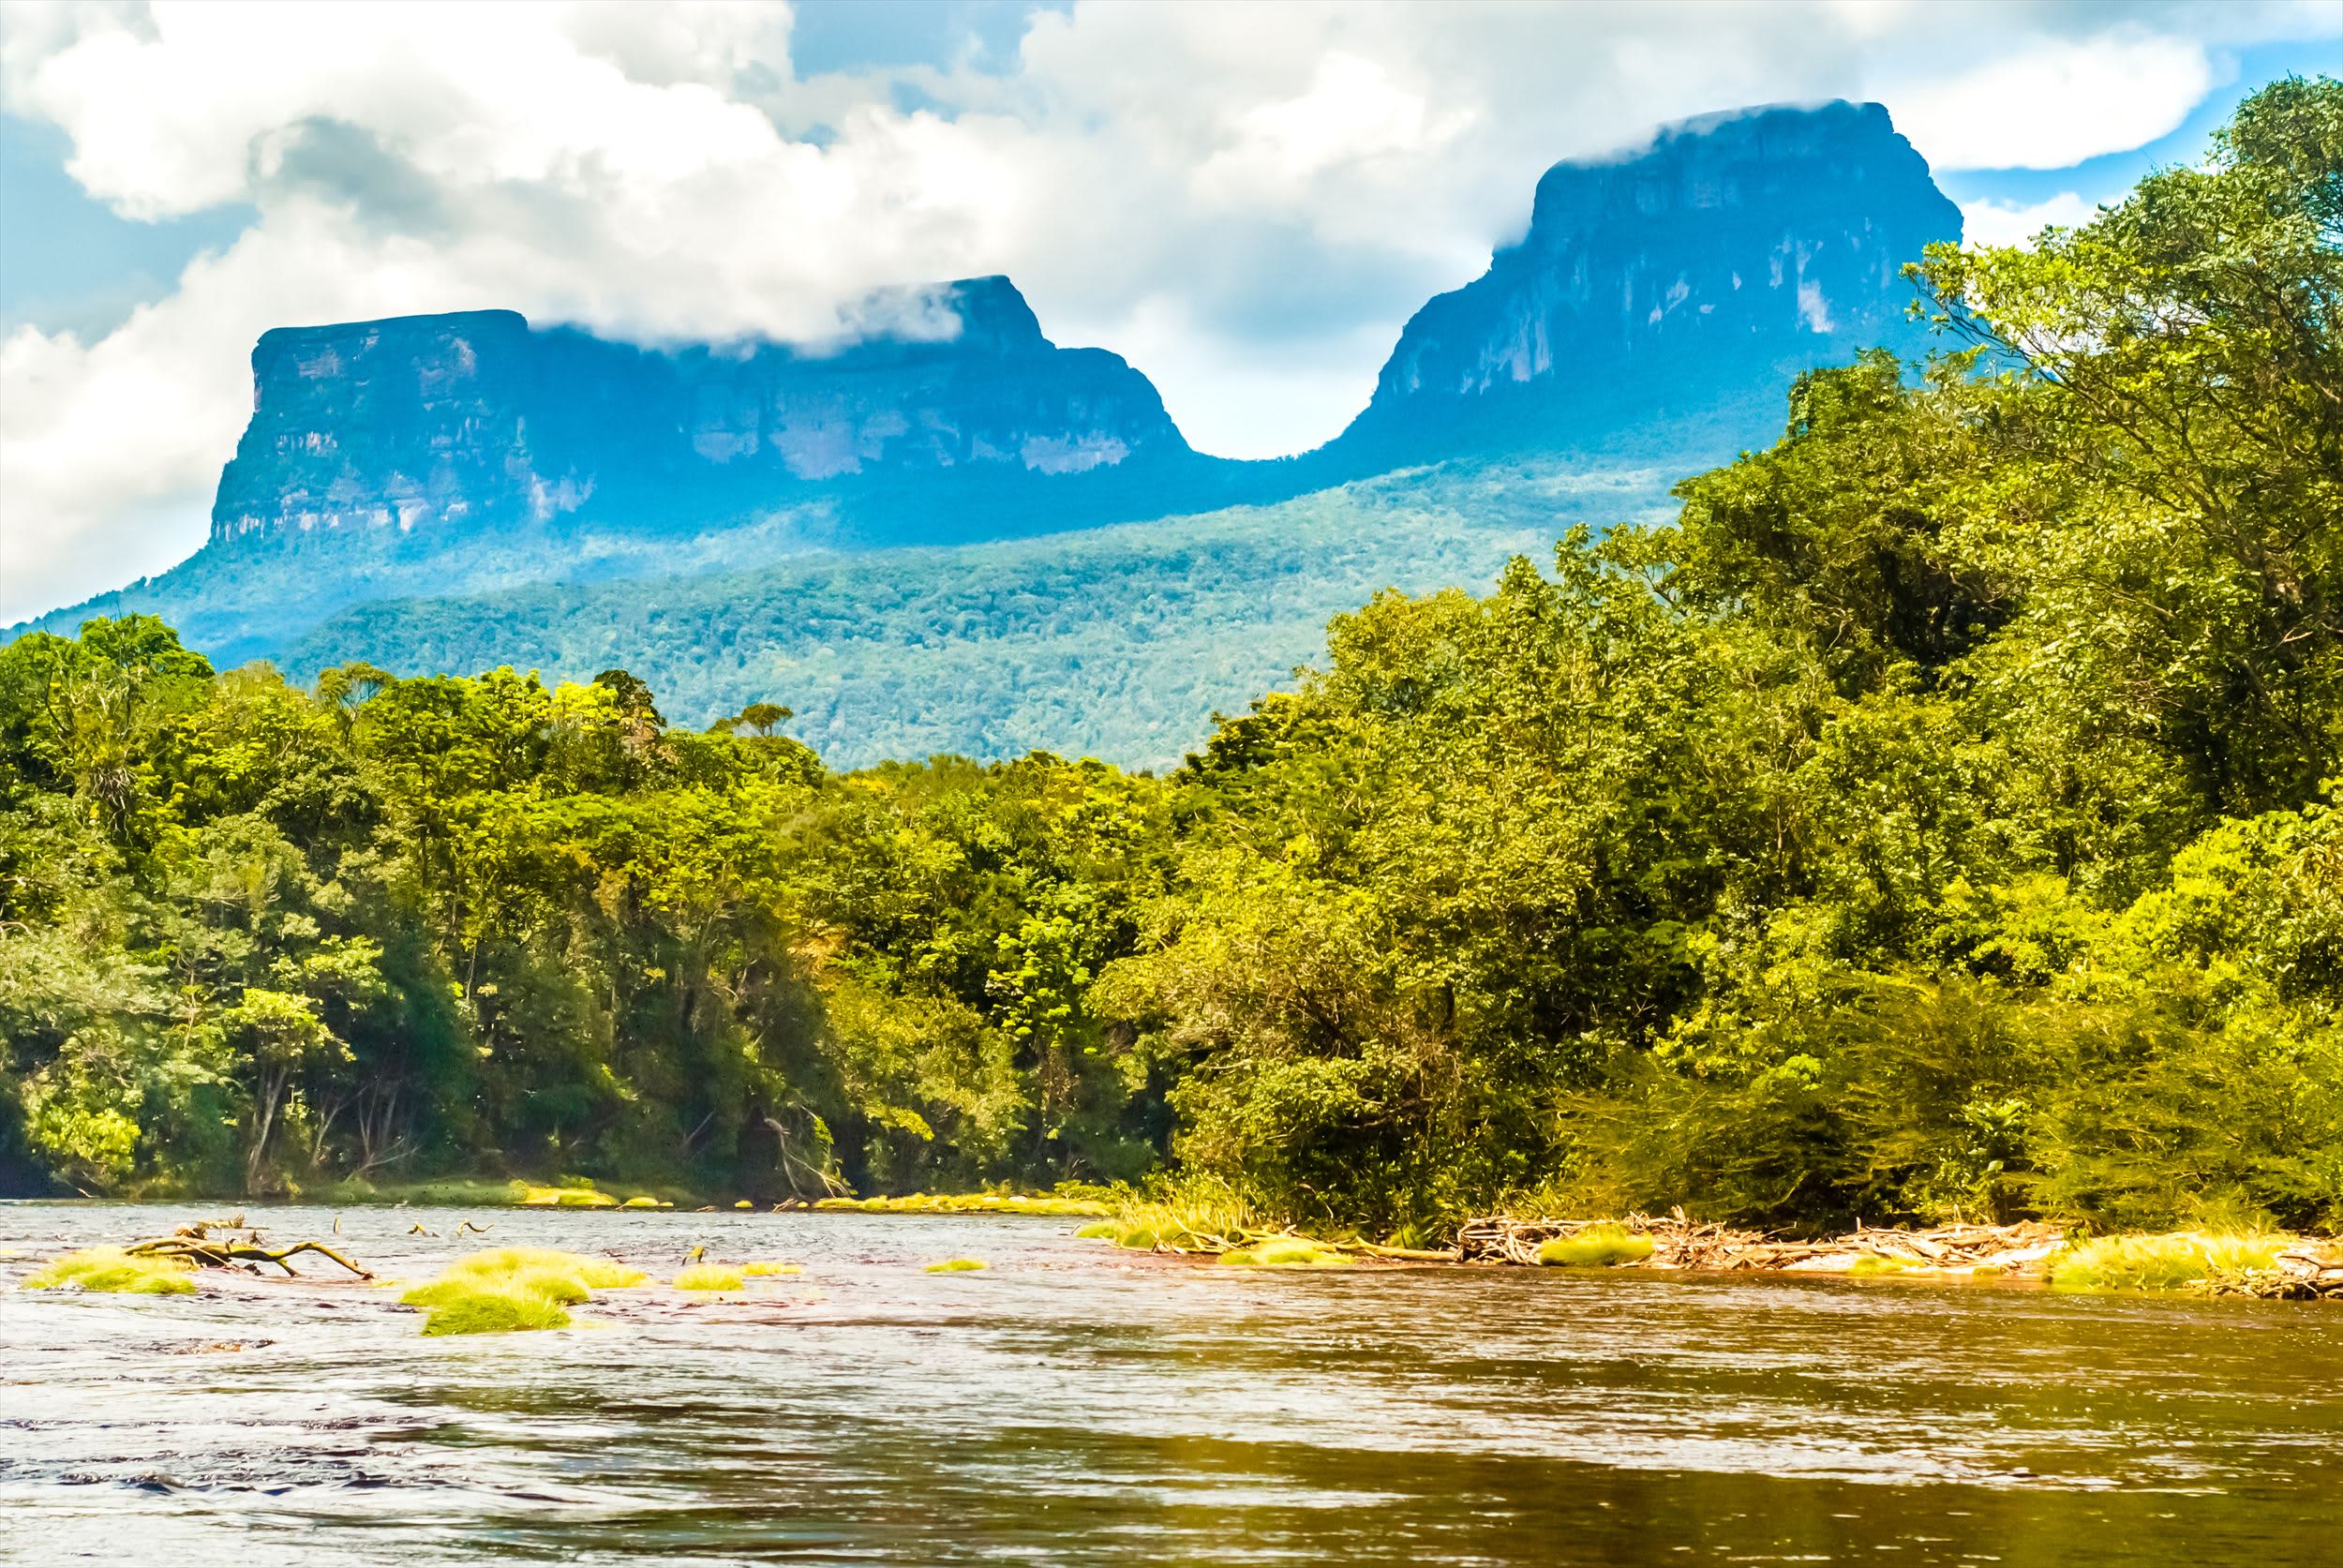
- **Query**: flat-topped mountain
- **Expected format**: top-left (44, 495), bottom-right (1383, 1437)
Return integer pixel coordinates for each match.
top-left (19, 98), bottom-right (1965, 757)
top-left (213, 276), bottom-right (1213, 553)
top-left (1328, 100), bottom-right (1962, 466)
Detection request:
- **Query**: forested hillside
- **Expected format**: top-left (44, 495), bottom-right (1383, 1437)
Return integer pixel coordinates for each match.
top-left (283, 462), bottom-right (1671, 769)
top-left (4, 81), bottom-right (2336, 1235)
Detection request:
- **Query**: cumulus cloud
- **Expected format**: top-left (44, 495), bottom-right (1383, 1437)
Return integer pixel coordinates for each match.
top-left (1881, 36), bottom-right (2215, 171)
top-left (1, 0), bottom-right (2336, 622)
top-left (1960, 191), bottom-right (2101, 248)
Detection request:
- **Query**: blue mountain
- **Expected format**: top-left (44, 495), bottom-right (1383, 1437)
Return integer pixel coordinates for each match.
top-left (17, 99), bottom-right (1964, 761)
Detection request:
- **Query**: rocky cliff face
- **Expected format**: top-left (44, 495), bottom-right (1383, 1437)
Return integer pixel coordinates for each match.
top-left (1327, 100), bottom-right (1962, 463)
top-left (210, 277), bottom-right (1201, 547)
top-left (25, 99), bottom-right (1972, 668)
top-left (203, 104), bottom-right (1960, 560)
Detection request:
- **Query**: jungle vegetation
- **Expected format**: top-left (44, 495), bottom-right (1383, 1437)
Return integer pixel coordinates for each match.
top-left (3, 80), bottom-right (2337, 1235)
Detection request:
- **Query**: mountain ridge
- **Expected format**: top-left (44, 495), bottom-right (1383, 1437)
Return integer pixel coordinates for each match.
top-left (13, 98), bottom-right (1966, 765)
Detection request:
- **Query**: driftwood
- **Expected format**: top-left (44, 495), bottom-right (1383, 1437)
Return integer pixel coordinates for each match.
top-left (126, 1226), bottom-right (373, 1280)
top-left (1455, 1212), bottom-right (2065, 1277)
top-left (2218, 1246), bottom-right (2343, 1301)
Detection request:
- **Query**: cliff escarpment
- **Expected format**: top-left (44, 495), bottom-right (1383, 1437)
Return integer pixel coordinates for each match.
top-left (210, 276), bottom-right (1211, 551)
top-left (21, 99), bottom-right (1967, 679)
top-left (1325, 100), bottom-right (1962, 466)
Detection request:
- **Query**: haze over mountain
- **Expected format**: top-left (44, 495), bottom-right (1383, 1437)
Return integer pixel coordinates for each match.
top-left (15, 99), bottom-right (1962, 764)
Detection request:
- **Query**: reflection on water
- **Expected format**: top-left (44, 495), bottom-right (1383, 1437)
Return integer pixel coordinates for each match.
top-left (1, 1202), bottom-right (2336, 1566)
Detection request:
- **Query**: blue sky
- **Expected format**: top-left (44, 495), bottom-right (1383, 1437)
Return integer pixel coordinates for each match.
top-left (0, 0), bottom-right (2336, 622)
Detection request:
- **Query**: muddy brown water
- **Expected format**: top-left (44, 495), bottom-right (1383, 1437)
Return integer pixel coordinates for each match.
top-left (1, 1202), bottom-right (2337, 1566)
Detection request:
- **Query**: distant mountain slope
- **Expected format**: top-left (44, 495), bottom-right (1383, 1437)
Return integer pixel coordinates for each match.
top-left (281, 460), bottom-right (1674, 769)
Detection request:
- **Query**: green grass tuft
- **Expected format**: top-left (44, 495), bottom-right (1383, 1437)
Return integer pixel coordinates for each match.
top-left (22, 1247), bottom-right (197, 1295)
top-left (675, 1263), bottom-right (744, 1291)
top-left (419, 1281), bottom-right (573, 1336)
top-left (740, 1261), bottom-right (802, 1277)
top-left (1099, 1178), bottom-right (1257, 1252)
top-left (1219, 1236), bottom-right (1351, 1268)
top-left (926, 1258), bottom-right (988, 1272)
top-left (400, 1247), bottom-right (642, 1334)
top-left (811, 1191), bottom-right (1110, 1216)
top-left (2049, 1232), bottom-right (2286, 1292)
top-left (1073, 1220), bottom-right (1118, 1239)
top-left (442, 1247), bottom-right (645, 1290)
top-left (1534, 1227), bottom-right (1656, 1268)
top-left (517, 1184), bottom-right (619, 1208)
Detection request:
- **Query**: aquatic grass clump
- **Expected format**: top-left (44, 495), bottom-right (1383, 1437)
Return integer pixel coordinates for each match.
top-left (1846, 1254), bottom-right (1911, 1277)
top-left (2050, 1232), bottom-right (2287, 1293)
top-left (440, 1247), bottom-right (645, 1291)
top-left (1073, 1220), bottom-right (1118, 1239)
top-left (400, 1247), bottom-right (644, 1335)
top-left (22, 1247), bottom-right (197, 1295)
top-left (811, 1191), bottom-right (1111, 1217)
top-left (1219, 1237), bottom-right (1351, 1268)
top-left (1534, 1227), bottom-right (1655, 1269)
top-left (926, 1258), bottom-right (988, 1272)
top-left (740, 1261), bottom-right (802, 1277)
top-left (418, 1280), bottom-right (573, 1336)
top-left (516, 1183), bottom-right (619, 1208)
top-left (1092, 1177), bottom-right (1260, 1252)
top-left (621, 1196), bottom-right (663, 1209)
top-left (675, 1263), bottom-right (745, 1291)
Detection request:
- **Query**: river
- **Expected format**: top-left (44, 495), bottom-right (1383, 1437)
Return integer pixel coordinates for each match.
top-left (1, 1202), bottom-right (2336, 1566)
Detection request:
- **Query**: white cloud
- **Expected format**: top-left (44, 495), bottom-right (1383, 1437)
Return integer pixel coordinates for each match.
top-left (1, 0), bottom-right (2336, 622)
top-left (1881, 34), bottom-right (2214, 171)
top-left (1961, 191), bottom-right (2099, 248)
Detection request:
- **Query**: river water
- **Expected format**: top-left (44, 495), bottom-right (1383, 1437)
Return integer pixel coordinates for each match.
top-left (1, 1202), bottom-right (2336, 1567)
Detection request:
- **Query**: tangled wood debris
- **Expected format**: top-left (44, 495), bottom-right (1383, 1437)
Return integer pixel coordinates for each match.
top-left (1455, 1213), bottom-right (2066, 1277)
top-left (124, 1222), bottom-right (373, 1280)
top-left (2222, 1245), bottom-right (2343, 1301)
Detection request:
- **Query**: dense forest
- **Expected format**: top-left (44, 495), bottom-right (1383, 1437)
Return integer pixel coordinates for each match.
top-left (278, 462), bottom-right (1671, 770)
top-left (3, 80), bottom-right (2337, 1235)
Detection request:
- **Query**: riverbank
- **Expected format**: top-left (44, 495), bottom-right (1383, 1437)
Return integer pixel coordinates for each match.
top-left (1073, 1198), bottom-right (2343, 1300)
top-left (90, 1176), bottom-right (1116, 1216)
top-left (18, 1180), bottom-right (2337, 1301)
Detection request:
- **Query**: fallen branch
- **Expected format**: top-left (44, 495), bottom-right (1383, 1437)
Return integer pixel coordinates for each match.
top-left (125, 1235), bottom-right (374, 1279)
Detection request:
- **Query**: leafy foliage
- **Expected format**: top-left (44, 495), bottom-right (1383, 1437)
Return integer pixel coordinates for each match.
top-left (1096, 80), bottom-right (2343, 1235)
top-left (4, 82), bottom-right (2337, 1236)
top-left (0, 619), bottom-right (1176, 1197)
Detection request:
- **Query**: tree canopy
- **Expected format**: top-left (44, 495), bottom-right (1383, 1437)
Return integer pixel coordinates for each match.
top-left (5, 79), bottom-right (2338, 1232)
